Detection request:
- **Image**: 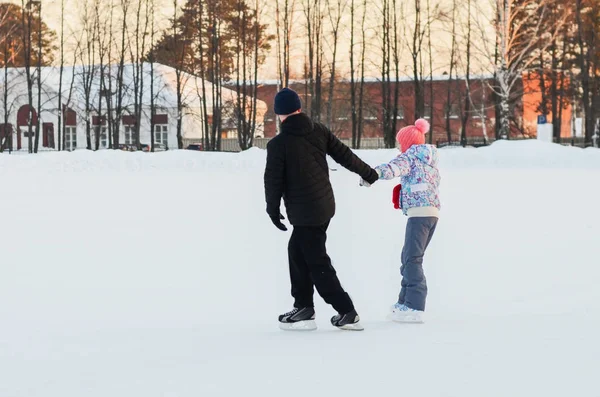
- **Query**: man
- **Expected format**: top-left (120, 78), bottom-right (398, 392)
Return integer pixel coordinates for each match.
top-left (264, 88), bottom-right (379, 331)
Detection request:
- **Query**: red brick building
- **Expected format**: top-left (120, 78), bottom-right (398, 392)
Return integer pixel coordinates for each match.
top-left (254, 76), bottom-right (501, 144)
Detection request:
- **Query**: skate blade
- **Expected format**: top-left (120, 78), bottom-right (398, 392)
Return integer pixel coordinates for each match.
top-left (388, 313), bottom-right (424, 324)
top-left (279, 320), bottom-right (317, 331)
top-left (337, 322), bottom-right (364, 331)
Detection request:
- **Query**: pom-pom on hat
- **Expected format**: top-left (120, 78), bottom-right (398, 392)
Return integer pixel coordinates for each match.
top-left (396, 119), bottom-right (430, 153)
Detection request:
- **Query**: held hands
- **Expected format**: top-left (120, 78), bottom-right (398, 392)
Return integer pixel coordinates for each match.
top-left (359, 168), bottom-right (381, 188)
top-left (269, 213), bottom-right (288, 231)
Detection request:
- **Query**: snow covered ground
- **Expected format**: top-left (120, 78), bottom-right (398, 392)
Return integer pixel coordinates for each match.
top-left (1, 140), bottom-right (599, 397)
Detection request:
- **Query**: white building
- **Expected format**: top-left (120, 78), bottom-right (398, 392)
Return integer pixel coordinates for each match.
top-left (0, 63), bottom-right (267, 151)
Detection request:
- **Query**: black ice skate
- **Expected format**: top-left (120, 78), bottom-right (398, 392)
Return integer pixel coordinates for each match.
top-left (278, 307), bottom-right (317, 331)
top-left (331, 309), bottom-right (364, 331)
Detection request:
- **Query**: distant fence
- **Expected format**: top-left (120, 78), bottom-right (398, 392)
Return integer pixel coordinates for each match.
top-left (183, 138), bottom-right (390, 152)
top-left (185, 136), bottom-right (592, 152)
top-left (554, 137), bottom-right (588, 148)
top-left (217, 137), bottom-right (493, 152)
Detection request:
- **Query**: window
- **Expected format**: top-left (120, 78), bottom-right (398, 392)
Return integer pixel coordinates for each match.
top-left (446, 103), bottom-right (460, 119)
top-left (100, 127), bottom-right (108, 148)
top-left (470, 108), bottom-right (485, 119)
top-left (423, 106), bottom-right (432, 120)
top-left (363, 111), bottom-right (378, 121)
top-left (92, 126), bottom-right (108, 149)
top-left (396, 107), bottom-right (405, 120)
top-left (469, 99), bottom-right (487, 119)
top-left (154, 124), bottom-right (168, 146)
top-left (222, 130), bottom-right (236, 139)
top-left (64, 126), bottom-right (77, 151)
top-left (124, 125), bottom-right (135, 144)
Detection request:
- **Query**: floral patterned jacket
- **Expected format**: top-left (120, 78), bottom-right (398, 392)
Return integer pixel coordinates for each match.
top-left (375, 144), bottom-right (441, 216)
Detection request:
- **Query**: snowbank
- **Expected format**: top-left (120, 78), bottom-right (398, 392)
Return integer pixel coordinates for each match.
top-left (0, 141), bottom-right (598, 397)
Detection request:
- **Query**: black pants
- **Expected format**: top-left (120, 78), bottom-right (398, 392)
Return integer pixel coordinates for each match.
top-left (288, 221), bottom-right (354, 314)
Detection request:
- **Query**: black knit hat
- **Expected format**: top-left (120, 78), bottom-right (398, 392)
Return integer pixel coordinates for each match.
top-left (274, 88), bottom-right (302, 115)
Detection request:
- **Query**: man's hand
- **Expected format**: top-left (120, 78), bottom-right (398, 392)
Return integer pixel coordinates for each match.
top-left (269, 213), bottom-right (288, 231)
top-left (360, 168), bottom-right (380, 187)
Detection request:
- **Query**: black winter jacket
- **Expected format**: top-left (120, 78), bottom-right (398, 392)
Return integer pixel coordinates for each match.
top-left (264, 113), bottom-right (379, 226)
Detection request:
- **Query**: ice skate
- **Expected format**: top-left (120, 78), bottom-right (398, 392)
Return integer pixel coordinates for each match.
top-left (388, 303), bottom-right (424, 323)
top-left (331, 309), bottom-right (364, 331)
top-left (278, 307), bottom-right (317, 331)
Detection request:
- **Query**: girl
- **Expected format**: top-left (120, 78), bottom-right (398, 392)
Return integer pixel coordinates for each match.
top-left (361, 119), bottom-right (440, 323)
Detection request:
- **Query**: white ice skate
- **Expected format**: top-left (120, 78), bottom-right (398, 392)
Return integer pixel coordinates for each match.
top-left (388, 303), bottom-right (424, 323)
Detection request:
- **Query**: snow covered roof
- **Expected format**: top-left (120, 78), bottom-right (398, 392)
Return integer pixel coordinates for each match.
top-left (0, 63), bottom-right (267, 116)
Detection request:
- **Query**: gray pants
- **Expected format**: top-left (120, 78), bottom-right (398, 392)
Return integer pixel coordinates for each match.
top-left (399, 217), bottom-right (438, 311)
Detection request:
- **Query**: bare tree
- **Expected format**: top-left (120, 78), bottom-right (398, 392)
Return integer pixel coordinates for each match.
top-left (349, 0), bottom-right (368, 148)
top-left (33, 0), bottom-right (42, 152)
top-left (129, 0), bottom-right (151, 150)
top-left (303, 0), bottom-right (325, 120)
top-left (93, 0), bottom-right (111, 150)
top-left (21, 0), bottom-right (34, 152)
top-left (460, 0), bottom-right (473, 147)
top-left (57, 0), bottom-right (65, 151)
top-left (192, 0), bottom-right (227, 151)
top-left (349, 0), bottom-right (357, 147)
top-left (76, 0), bottom-right (98, 150)
top-left (380, 0), bottom-right (391, 147)
top-left (104, 0), bottom-right (116, 149)
top-left (426, 0), bottom-right (434, 144)
top-left (149, 0), bottom-right (156, 151)
top-left (113, 0), bottom-right (131, 149)
top-left (232, 0), bottom-right (271, 150)
top-left (575, 0), bottom-right (598, 146)
top-left (356, 0), bottom-right (368, 148)
top-left (444, 0), bottom-right (458, 144)
top-left (325, 0), bottom-right (346, 128)
top-left (1, 5), bottom-right (21, 152)
top-left (409, 0), bottom-right (425, 120)
top-left (172, 0), bottom-right (187, 149)
top-left (275, 0), bottom-right (296, 89)
top-left (493, 0), bottom-right (565, 139)
top-left (2, 37), bottom-right (21, 153)
top-left (196, 0), bottom-right (210, 150)
top-left (381, 0), bottom-right (402, 148)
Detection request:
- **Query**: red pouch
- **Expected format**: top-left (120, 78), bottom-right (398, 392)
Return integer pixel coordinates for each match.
top-left (392, 184), bottom-right (402, 210)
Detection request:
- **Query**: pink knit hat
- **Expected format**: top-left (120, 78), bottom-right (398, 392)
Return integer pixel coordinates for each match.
top-left (396, 119), bottom-right (430, 153)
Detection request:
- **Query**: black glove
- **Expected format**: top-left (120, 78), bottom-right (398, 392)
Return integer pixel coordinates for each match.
top-left (269, 213), bottom-right (288, 231)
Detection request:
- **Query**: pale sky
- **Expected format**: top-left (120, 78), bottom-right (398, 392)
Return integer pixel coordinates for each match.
top-left (12, 0), bottom-right (496, 79)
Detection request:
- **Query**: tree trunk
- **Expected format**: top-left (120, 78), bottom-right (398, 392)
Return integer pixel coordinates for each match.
top-left (326, 0), bottom-right (342, 129)
top-left (149, 0), bottom-right (156, 152)
top-left (412, 0), bottom-right (423, 120)
top-left (349, 0), bottom-right (357, 148)
top-left (57, 0), bottom-right (65, 152)
top-left (22, 0), bottom-right (34, 153)
top-left (2, 39), bottom-right (9, 153)
top-left (460, 0), bottom-right (472, 147)
top-left (34, 1), bottom-right (42, 153)
top-left (357, 0), bottom-right (367, 149)
top-left (445, 0), bottom-right (457, 144)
